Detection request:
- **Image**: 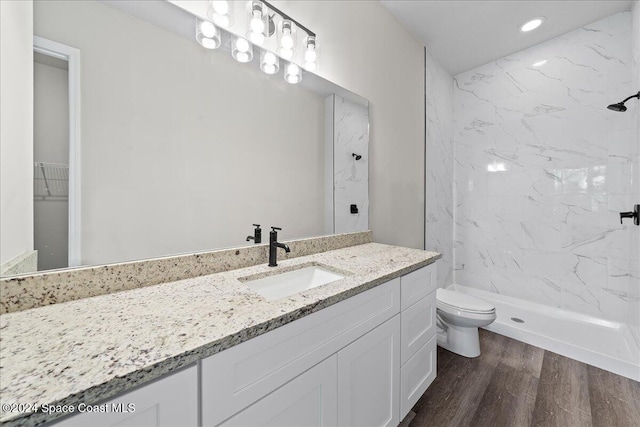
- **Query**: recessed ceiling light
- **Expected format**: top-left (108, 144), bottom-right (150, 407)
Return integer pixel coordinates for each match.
top-left (521, 17), bottom-right (545, 32)
top-left (532, 59), bottom-right (547, 67)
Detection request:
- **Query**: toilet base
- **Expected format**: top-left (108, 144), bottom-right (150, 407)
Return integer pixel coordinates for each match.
top-left (437, 323), bottom-right (481, 358)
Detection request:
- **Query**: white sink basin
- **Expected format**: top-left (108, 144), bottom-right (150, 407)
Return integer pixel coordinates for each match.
top-left (242, 265), bottom-right (346, 301)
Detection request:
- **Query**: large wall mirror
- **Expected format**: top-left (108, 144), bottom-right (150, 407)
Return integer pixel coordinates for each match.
top-left (0, 0), bottom-right (369, 278)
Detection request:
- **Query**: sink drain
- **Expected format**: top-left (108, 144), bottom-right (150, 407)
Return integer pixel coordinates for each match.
top-left (510, 317), bottom-right (525, 323)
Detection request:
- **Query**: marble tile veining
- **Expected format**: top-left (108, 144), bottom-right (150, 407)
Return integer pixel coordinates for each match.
top-left (0, 242), bottom-right (440, 426)
top-left (452, 11), bottom-right (636, 323)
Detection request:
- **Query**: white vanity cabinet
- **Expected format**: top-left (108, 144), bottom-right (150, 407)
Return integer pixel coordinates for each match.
top-left (399, 263), bottom-right (438, 420)
top-left (201, 278), bottom-right (401, 426)
top-left (50, 365), bottom-right (198, 427)
top-left (202, 261), bottom-right (438, 427)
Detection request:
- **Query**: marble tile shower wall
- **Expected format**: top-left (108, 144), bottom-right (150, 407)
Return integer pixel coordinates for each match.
top-left (333, 95), bottom-right (370, 234)
top-left (425, 47), bottom-right (454, 288)
top-left (452, 11), bottom-right (635, 323)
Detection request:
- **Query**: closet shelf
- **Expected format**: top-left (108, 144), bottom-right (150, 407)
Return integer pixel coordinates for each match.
top-left (34, 162), bottom-right (68, 199)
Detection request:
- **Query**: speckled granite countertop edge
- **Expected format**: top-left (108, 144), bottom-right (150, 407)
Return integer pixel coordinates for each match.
top-left (0, 246), bottom-right (440, 426)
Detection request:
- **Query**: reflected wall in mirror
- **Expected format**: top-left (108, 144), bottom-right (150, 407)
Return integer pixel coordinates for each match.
top-left (0, 0), bottom-right (369, 278)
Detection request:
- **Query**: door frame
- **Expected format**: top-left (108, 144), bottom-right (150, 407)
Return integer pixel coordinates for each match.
top-left (33, 36), bottom-right (82, 267)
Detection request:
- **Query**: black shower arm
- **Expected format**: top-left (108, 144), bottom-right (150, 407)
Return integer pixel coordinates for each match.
top-left (621, 91), bottom-right (640, 104)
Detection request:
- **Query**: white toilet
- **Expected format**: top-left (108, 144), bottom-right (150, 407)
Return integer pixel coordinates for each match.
top-left (436, 288), bottom-right (496, 358)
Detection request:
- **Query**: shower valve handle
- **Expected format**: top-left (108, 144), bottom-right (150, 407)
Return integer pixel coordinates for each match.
top-left (619, 204), bottom-right (639, 226)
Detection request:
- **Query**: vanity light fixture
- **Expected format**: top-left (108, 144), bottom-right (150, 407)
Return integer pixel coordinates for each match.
top-left (260, 50), bottom-right (280, 74)
top-left (196, 18), bottom-right (221, 49)
top-left (520, 17), bottom-right (545, 32)
top-left (232, 36), bottom-right (254, 63)
top-left (248, 0), bottom-right (267, 45)
top-left (278, 20), bottom-right (296, 60)
top-left (196, 0), bottom-right (318, 84)
top-left (303, 36), bottom-right (318, 71)
top-left (284, 62), bottom-right (302, 84)
top-left (210, 0), bottom-right (233, 28)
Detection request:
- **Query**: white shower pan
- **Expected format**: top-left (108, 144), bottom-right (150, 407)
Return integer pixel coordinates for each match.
top-left (450, 284), bottom-right (640, 381)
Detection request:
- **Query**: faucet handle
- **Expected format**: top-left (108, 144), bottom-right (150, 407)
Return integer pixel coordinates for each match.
top-left (271, 227), bottom-right (282, 231)
top-left (253, 224), bottom-right (261, 228)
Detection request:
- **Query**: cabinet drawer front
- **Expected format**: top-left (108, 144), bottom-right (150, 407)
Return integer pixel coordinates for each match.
top-left (219, 355), bottom-right (338, 427)
top-left (400, 263), bottom-right (436, 310)
top-left (400, 291), bottom-right (436, 365)
top-left (50, 365), bottom-right (198, 427)
top-left (202, 279), bottom-right (400, 427)
top-left (400, 335), bottom-right (437, 420)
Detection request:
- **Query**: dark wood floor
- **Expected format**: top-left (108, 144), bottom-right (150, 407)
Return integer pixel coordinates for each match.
top-left (410, 329), bottom-right (640, 427)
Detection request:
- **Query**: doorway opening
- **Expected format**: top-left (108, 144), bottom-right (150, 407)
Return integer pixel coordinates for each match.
top-left (33, 37), bottom-right (81, 269)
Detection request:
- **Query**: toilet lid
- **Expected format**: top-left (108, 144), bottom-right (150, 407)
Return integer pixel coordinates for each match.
top-left (437, 288), bottom-right (495, 314)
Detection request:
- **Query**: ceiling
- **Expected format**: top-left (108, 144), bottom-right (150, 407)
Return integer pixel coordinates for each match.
top-left (380, 0), bottom-right (635, 75)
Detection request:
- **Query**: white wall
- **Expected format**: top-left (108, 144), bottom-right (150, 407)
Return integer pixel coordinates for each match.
top-left (0, 0), bottom-right (34, 266)
top-left (453, 12), bottom-right (634, 323)
top-left (34, 0), bottom-right (326, 265)
top-left (425, 48), bottom-right (454, 288)
top-left (271, 1), bottom-right (426, 249)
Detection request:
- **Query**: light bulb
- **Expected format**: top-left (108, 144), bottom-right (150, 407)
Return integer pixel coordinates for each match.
top-left (196, 18), bottom-right (220, 49)
top-left (280, 48), bottom-right (293, 60)
top-left (235, 38), bottom-right (250, 53)
top-left (236, 52), bottom-right (251, 63)
top-left (232, 37), bottom-right (253, 63)
top-left (285, 63), bottom-right (301, 84)
top-left (249, 31), bottom-right (265, 44)
top-left (264, 52), bottom-right (277, 64)
top-left (211, 1), bottom-right (229, 15)
top-left (260, 50), bottom-right (279, 75)
top-left (303, 61), bottom-right (317, 71)
top-left (213, 14), bottom-right (230, 28)
top-left (250, 13), bottom-right (264, 33)
top-left (281, 33), bottom-right (294, 49)
top-left (203, 38), bottom-right (218, 49)
top-left (304, 49), bottom-right (316, 63)
top-left (199, 21), bottom-right (216, 38)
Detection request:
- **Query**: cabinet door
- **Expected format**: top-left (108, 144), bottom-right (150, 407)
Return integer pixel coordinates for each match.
top-left (218, 355), bottom-right (337, 427)
top-left (51, 365), bottom-right (198, 427)
top-left (337, 315), bottom-right (400, 427)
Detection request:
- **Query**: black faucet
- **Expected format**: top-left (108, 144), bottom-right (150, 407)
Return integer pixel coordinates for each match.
top-left (269, 227), bottom-right (290, 267)
top-left (246, 224), bottom-right (262, 243)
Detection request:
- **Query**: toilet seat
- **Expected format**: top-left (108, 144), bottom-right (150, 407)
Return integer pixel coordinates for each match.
top-left (436, 288), bottom-right (495, 314)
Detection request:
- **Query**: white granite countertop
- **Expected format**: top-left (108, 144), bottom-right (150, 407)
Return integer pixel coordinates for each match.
top-left (0, 243), bottom-right (440, 426)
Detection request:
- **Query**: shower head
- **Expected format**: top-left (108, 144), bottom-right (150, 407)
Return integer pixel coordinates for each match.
top-left (607, 102), bottom-right (627, 112)
top-left (607, 91), bottom-right (639, 112)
